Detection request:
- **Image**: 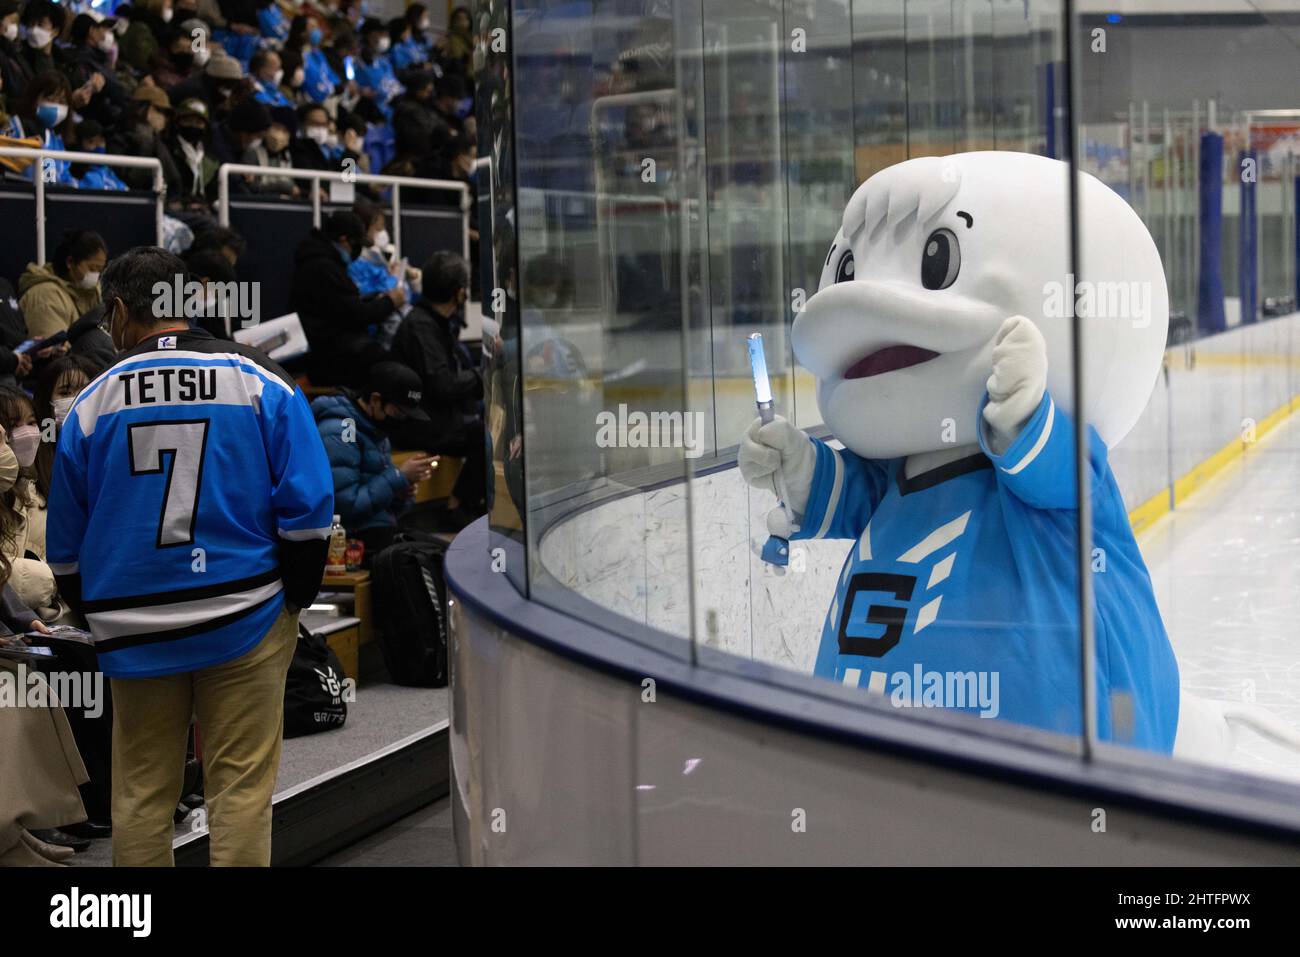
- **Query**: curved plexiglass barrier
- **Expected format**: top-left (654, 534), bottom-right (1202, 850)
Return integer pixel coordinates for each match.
top-left (463, 0), bottom-right (1300, 862)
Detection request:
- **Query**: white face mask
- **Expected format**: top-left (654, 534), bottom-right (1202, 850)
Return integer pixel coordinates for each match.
top-left (9, 425), bottom-right (39, 468)
top-left (305, 125), bottom-right (329, 145)
top-left (326, 131), bottom-right (339, 148)
top-left (193, 45), bottom-right (210, 66)
top-left (52, 395), bottom-right (76, 428)
top-left (248, 137), bottom-right (263, 151)
top-left (376, 36), bottom-right (391, 53)
top-left (97, 31), bottom-right (116, 52)
top-left (27, 25), bottom-right (52, 48)
top-left (161, 7), bottom-right (174, 22)
top-left (372, 228), bottom-right (390, 250)
top-left (78, 270), bottom-right (100, 289)
top-left (291, 67), bottom-right (304, 87)
top-left (3, 22), bottom-right (18, 42)
top-left (271, 68), bottom-right (284, 86)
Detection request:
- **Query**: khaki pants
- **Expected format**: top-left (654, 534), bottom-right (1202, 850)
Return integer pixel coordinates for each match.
top-left (110, 608), bottom-right (298, 867)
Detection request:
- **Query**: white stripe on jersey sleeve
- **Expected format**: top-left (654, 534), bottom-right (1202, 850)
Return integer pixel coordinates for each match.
top-left (278, 527), bottom-right (332, 541)
top-left (1001, 397), bottom-right (1055, 476)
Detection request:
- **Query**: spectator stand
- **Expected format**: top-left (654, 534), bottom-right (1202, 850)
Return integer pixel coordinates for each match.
top-left (0, 145), bottom-right (165, 275)
top-left (217, 164), bottom-right (471, 319)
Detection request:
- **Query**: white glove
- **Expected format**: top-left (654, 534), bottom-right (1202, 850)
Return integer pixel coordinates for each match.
top-left (982, 315), bottom-right (1048, 456)
top-left (738, 415), bottom-right (816, 538)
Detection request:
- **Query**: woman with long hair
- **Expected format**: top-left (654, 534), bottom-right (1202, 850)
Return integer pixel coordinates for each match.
top-left (32, 355), bottom-right (101, 503)
top-left (0, 387), bottom-right (59, 619)
top-left (0, 411), bottom-right (87, 864)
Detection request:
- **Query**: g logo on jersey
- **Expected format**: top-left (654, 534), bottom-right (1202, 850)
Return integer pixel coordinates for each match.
top-left (834, 509), bottom-right (973, 658)
top-left (838, 572), bottom-right (916, 657)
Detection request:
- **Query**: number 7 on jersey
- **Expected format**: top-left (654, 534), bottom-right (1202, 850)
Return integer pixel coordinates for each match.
top-left (127, 419), bottom-right (211, 548)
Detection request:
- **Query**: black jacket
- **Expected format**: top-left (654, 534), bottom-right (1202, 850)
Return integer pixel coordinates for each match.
top-left (59, 44), bottom-right (128, 129)
top-left (67, 306), bottom-right (116, 371)
top-left (290, 231), bottom-right (393, 385)
top-left (391, 94), bottom-right (454, 158)
top-left (0, 583), bottom-right (37, 637)
top-left (0, 278), bottom-right (28, 381)
top-left (0, 36), bottom-right (34, 103)
top-left (289, 136), bottom-right (336, 172)
top-left (390, 303), bottom-right (482, 448)
top-left (111, 124), bottom-right (183, 195)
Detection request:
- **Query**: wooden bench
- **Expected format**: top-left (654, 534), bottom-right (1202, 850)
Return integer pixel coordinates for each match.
top-left (321, 569), bottom-right (374, 654)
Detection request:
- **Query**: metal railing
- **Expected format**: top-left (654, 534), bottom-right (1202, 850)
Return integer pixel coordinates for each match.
top-left (0, 145), bottom-right (165, 264)
top-left (217, 164), bottom-right (471, 264)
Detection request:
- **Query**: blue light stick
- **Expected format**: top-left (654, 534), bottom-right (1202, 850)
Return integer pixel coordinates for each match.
top-left (748, 333), bottom-right (795, 567)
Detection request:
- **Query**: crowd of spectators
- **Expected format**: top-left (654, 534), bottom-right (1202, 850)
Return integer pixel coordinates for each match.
top-left (0, 0), bottom-right (477, 208)
top-left (0, 0), bottom-right (486, 864)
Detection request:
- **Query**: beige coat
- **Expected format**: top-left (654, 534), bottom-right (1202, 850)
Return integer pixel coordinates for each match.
top-left (0, 658), bottom-right (89, 865)
top-left (3, 484), bottom-right (59, 620)
top-left (17, 263), bottom-right (101, 339)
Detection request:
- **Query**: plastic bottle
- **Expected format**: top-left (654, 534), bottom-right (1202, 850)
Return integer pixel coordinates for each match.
top-left (326, 515), bottom-right (347, 574)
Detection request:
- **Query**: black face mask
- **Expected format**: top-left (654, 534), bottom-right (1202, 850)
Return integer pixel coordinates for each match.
top-left (177, 125), bottom-right (205, 144)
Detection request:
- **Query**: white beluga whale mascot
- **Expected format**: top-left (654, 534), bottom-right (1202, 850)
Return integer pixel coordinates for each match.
top-left (740, 151), bottom-right (1181, 750)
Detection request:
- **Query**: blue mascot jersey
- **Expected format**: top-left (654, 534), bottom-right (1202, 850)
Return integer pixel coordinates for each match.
top-left (793, 392), bottom-right (1179, 751)
top-left (47, 328), bottom-right (335, 678)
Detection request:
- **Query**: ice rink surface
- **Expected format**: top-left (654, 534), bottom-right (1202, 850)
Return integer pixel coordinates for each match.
top-left (1139, 408), bottom-right (1300, 783)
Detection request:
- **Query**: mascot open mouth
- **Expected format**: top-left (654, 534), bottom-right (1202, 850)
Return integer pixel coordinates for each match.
top-left (843, 345), bottom-right (941, 380)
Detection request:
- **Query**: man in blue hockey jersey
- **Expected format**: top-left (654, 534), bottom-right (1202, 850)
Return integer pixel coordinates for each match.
top-left (739, 152), bottom-right (1180, 752)
top-left (47, 246), bottom-right (335, 866)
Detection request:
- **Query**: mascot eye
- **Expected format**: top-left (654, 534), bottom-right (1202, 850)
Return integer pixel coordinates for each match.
top-left (921, 228), bottom-right (960, 290)
top-left (834, 249), bottom-right (855, 284)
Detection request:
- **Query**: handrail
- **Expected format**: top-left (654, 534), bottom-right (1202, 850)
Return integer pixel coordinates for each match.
top-left (217, 163), bottom-right (471, 265)
top-left (0, 146), bottom-right (165, 265)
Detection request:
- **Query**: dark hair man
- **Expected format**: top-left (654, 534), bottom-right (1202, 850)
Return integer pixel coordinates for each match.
top-left (46, 246), bottom-right (334, 867)
top-left (291, 209), bottom-right (404, 387)
top-left (312, 360), bottom-right (436, 559)
top-left (389, 251), bottom-right (485, 525)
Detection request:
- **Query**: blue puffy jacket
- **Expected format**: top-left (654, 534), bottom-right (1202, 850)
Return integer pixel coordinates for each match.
top-left (311, 392), bottom-right (410, 533)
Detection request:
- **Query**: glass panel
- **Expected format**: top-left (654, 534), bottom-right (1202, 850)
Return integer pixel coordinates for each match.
top-left (1075, 5), bottom-right (1300, 781)
top-left (689, 0), bottom-right (1085, 750)
top-left (497, 0), bottom-right (1094, 748)
top-left (478, 0), bottom-right (529, 597)
top-left (506, 1), bottom-right (697, 653)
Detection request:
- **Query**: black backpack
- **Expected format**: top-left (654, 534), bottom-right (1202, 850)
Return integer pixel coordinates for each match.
top-left (371, 535), bottom-right (450, 687)
top-left (283, 623), bottom-right (349, 738)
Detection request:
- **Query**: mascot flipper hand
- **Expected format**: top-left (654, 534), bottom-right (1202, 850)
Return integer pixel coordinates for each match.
top-left (739, 415), bottom-right (815, 539)
top-left (982, 316), bottom-right (1048, 456)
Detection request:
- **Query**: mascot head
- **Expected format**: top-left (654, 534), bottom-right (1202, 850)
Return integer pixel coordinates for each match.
top-left (792, 150), bottom-right (1168, 459)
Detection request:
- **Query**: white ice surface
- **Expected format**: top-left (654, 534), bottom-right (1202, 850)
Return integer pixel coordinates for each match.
top-left (1140, 409), bottom-right (1300, 783)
